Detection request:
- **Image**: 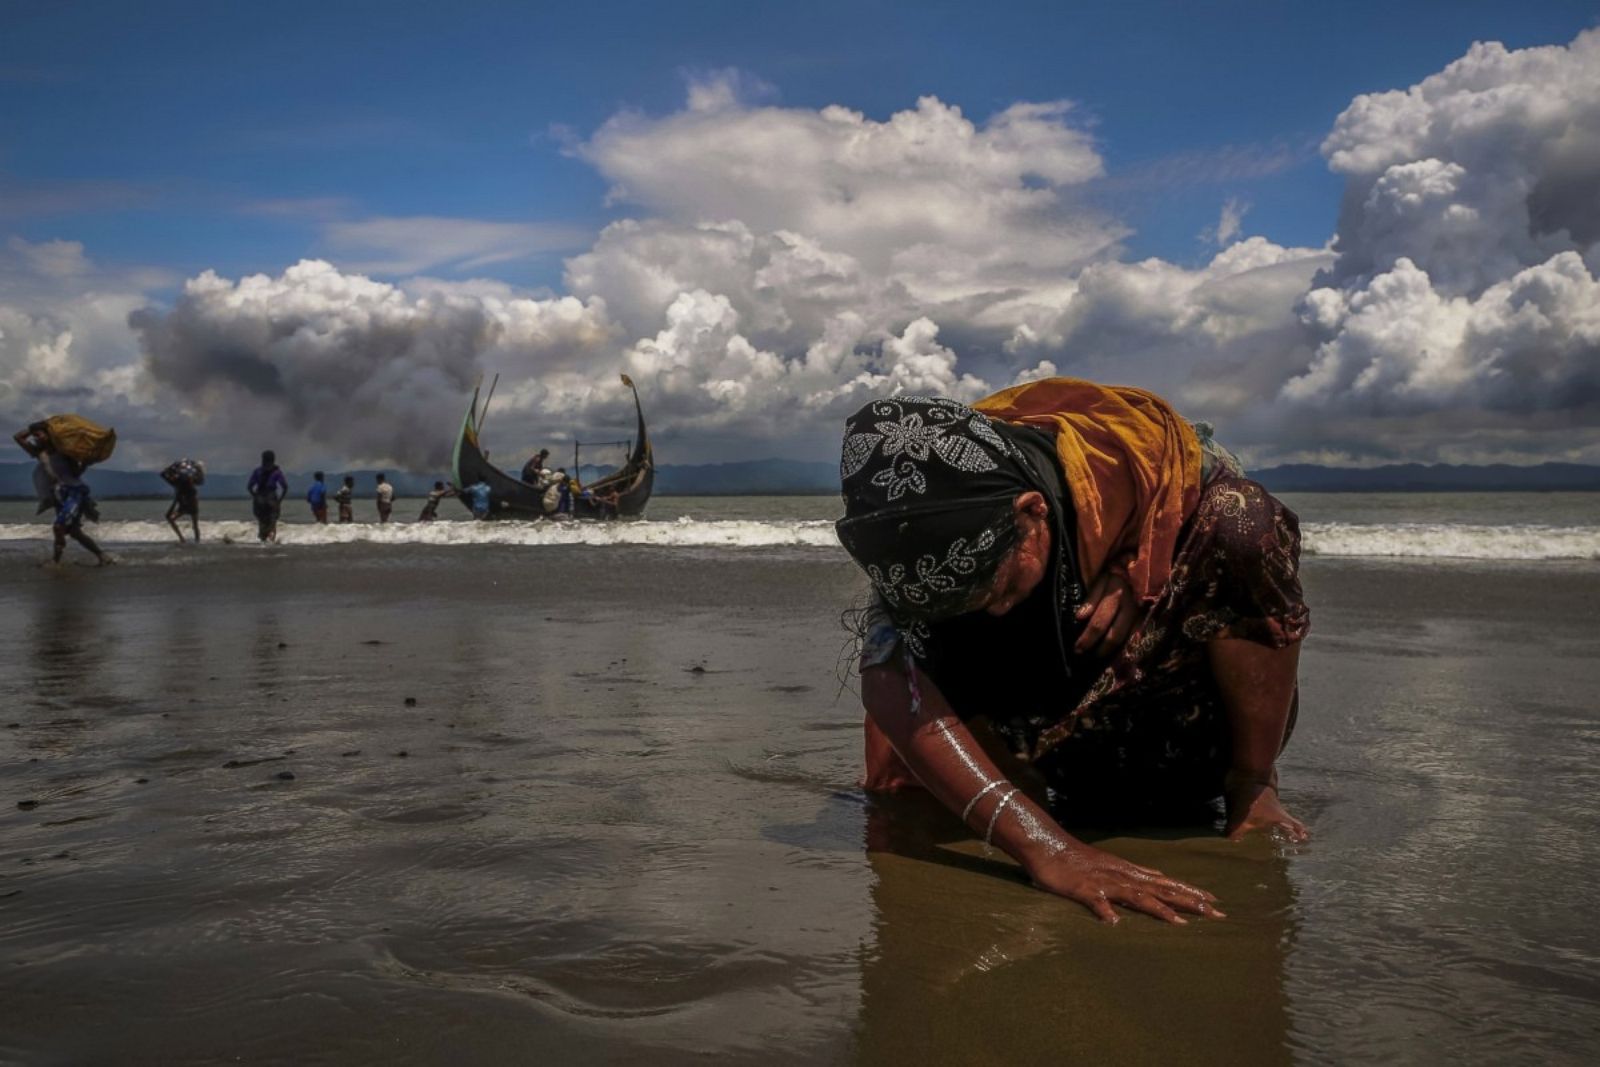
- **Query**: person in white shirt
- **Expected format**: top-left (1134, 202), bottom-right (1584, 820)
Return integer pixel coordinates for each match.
top-left (375, 473), bottom-right (395, 523)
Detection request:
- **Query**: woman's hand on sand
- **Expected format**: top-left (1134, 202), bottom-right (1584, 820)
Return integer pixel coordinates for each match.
top-left (1073, 571), bottom-right (1141, 658)
top-left (1225, 782), bottom-right (1309, 843)
top-left (1026, 844), bottom-right (1223, 925)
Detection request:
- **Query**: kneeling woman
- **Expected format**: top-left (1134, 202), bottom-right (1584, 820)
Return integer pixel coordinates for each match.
top-left (837, 379), bottom-right (1309, 924)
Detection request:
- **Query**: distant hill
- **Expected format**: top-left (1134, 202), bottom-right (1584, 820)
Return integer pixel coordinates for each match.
top-left (0, 464), bottom-right (453, 500)
top-left (1252, 462), bottom-right (1600, 493)
top-left (4, 458), bottom-right (1599, 499)
top-left (652, 459), bottom-right (842, 495)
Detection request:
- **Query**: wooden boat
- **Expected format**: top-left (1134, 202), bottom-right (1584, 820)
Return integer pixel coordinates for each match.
top-left (451, 374), bottom-right (654, 520)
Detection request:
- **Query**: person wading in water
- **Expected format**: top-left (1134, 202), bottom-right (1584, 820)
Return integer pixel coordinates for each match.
top-left (13, 420), bottom-right (111, 566)
top-left (334, 475), bottom-right (355, 523)
top-left (161, 458), bottom-right (205, 543)
top-left (247, 450), bottom-right (288, 543)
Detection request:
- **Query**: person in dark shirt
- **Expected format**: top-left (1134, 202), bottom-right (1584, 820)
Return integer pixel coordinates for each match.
top-left (333, 476), bottom-right (355, 523)
top-left (418, 481), bottom-right (457, 521)
top-left (161, 458), bottom-right (204, 543)
top-left (306, 471), bottom-right (329, 523)
top-left (247, 450), bottom-right (289, 543)
top-left (520, 448), bottom-right (550, 485)
top-left (13, 421), bottom-right (109, 565)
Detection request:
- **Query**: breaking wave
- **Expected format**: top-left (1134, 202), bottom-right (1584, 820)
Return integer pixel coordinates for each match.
top-left (1301, 523), bottom-right (1600, 561)
top-left (0, 518), bottom-right (1596, 560)
top-left (0, 517), bottom-right (845, 549)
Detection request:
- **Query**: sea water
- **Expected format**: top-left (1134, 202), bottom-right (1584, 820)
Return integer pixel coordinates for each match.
top-left (1, 492), bottom-right (1597, 561)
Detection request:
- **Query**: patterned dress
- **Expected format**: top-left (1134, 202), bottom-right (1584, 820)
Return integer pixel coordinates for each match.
top-left (861, 474), bottom-right (1309, 815)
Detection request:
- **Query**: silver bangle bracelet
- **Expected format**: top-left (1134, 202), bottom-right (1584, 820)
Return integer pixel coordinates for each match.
top-left (984, 788), bottom-right (1020, 846)
top-left (959, 780), bottom-right (1004, 824)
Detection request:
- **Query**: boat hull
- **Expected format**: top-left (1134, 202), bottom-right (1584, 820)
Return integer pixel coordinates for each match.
top-left (451, 379), bottom-right (653, 520)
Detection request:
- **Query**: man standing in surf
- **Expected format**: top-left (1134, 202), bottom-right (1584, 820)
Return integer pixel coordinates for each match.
top-left (161, 458), bottom-right (204, 543)
top-left (375, 473), bottom-right (394, 524)
top-left (247, 450), bottom-right (288, 543)
top-left (334, 475), bottom-right (355, 523)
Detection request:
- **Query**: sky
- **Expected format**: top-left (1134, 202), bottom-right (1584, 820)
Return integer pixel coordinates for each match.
top-left (2, 0), bottom-right (1598, 471)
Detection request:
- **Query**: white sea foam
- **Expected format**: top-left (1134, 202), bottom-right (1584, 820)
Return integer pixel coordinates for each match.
top-left (0, 518), bottom-right (1596, 560)
top-left (1301, 523), bottom-right (1600, 560)
top-left (0, 517), bottom-right (845, 549)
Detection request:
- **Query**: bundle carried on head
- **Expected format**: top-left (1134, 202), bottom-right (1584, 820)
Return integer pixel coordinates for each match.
top-left (164, 458), bottom-right (206, 485)
top-left (41, 414), bottom-right (117, 466)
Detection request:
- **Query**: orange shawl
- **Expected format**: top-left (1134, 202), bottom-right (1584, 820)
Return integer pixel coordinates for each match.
top-left (974, 378), bottom-right (1202, 603)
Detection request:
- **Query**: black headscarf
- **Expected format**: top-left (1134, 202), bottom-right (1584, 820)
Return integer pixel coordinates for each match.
top-left (836, 396), bottom-right (1083, 633)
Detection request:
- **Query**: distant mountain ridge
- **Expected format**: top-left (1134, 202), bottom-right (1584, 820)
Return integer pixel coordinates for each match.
top-left (1249, 462), bottom-right (1600, 492)
top-left (3, 459), bottom-right (1599, 499)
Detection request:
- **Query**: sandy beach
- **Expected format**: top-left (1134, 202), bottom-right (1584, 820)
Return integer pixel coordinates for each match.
top-left (1, 542), bottom-right (1598, 1065)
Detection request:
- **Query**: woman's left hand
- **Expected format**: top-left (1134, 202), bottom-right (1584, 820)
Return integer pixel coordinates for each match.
top-left (1073, 570), bottom-right (1142, 658)
top-left (1225, 782), bottom-right (1309, 842)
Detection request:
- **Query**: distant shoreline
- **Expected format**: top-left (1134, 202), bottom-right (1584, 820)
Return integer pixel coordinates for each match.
top-left (6, 487), bottom-right (1600, 503)
top-left (0, 490), bottom-right (846, 501)
top-left (7, 459), bottom-right (1600, 498)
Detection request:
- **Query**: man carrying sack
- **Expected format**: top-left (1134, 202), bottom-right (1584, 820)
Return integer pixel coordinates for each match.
top-left (14, 414), bottom-right (115, 566)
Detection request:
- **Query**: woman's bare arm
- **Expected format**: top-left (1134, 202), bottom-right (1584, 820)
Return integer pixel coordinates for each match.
top-left (1208, 637), bottom-right (1309, 841)
top-left (14, 426), bottom-right (44, 458)
top-left (862, 659), bottom-right (1223, 923)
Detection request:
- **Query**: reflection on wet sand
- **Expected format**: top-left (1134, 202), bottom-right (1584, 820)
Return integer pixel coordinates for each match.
top-left (20, 586), bottom-right (107, 766)
top-left (858, 792), bottom-right (1296, 1067)
top-left (3, 548), bottom-right (1599, 1064)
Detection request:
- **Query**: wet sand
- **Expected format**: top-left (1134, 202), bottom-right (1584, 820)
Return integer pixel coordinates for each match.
top-left (1, 545), bottom-right (1598, 1065)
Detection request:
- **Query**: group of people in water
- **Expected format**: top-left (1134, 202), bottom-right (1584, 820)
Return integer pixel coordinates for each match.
top-left (517, 447), bottom-right (622, 518)
top-left (15, 419), bottom-right (626, 562)
top-left (162, 450), bottom-right (446, 544)
top-left (519, 448), bottom-right (605, 517)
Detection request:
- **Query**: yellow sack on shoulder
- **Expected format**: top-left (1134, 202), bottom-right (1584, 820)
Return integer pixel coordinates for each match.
top-left (44, 414), bottom-right (117, 466)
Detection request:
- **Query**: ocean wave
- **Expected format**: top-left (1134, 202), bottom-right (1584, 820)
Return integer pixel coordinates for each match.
top-left (1301, 523), bottom-right (1600, 560)
top-left (0, 517), bottom-right (844, 549)
top-left (0, 518), bottom-right (1596, 560)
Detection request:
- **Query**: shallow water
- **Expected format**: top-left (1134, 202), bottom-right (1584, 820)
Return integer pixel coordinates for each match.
top-left (1, 548), bottom-right (1598, 1064)
top-left (3, 492), bottom-right (1600, 560)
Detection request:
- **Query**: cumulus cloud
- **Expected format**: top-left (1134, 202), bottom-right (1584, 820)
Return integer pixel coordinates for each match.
top-left (0, 238), bottom-right (184, 464)
top-left (575, 85), bottom-right (1120, 303)
top-left (1280, 28), bottom-right (1600, 457)
top-left (620, 292), bottom-right (988, 428)
top-left (129, 260), bottom-right (616, 468)
top-left (1287, 251), bottom-right (1600, 413)
top-left (1003, 237), bottom-right (1332, 422)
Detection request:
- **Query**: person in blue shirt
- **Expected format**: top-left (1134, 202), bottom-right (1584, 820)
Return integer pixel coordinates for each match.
top-left (306, 471), bottom-right (328, 523)
top-left (464, 479), bottom-right (492, 520)
top-left (247, 450), bottom-right (289, 543)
